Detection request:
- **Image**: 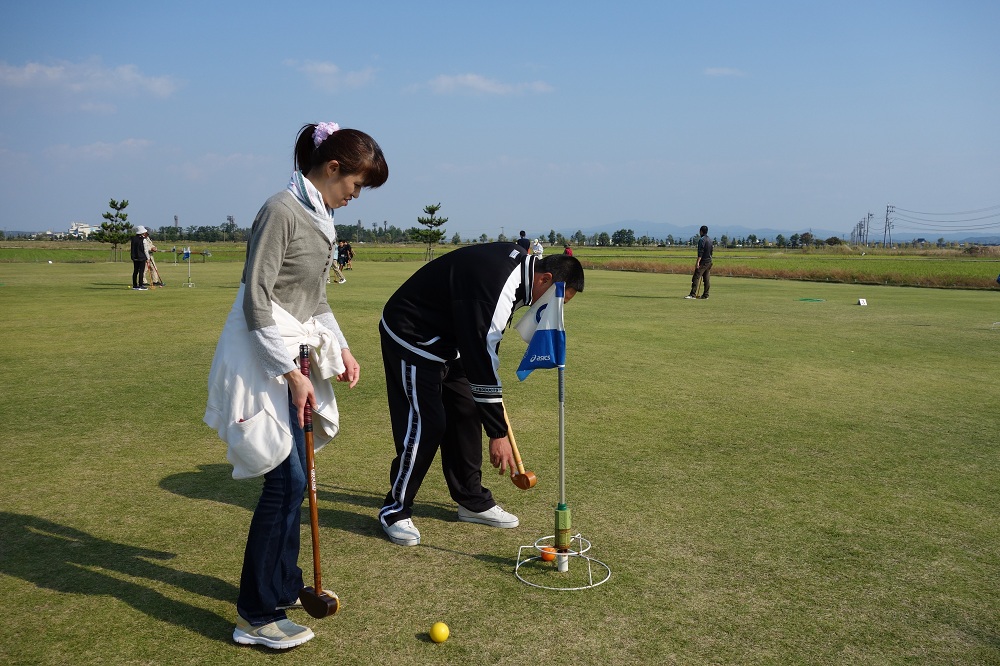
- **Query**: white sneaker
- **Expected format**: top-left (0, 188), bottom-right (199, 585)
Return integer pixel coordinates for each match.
top-left (383, 518), bottom-right (420, 546)
top-left (457, 504), bottom-right (519, 528)
top-left (338, 278), bottom-right (347, 284)
top-left (684, 294), bottom-right (697, 299)
top-left (233, 617), bottom-right (314, 649)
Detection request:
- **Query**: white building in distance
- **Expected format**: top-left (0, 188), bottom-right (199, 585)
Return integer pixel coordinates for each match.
top-left (68, 222), bottom-right (95, 238)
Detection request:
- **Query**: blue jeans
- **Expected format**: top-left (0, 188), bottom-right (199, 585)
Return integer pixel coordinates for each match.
top-left (236, 395), bottom-right (306, 625)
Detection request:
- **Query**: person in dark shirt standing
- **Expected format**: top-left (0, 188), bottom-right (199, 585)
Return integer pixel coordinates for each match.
top-left (130, 226), bottom-right (150, 290)
top-left (516, 230), bottom-right (531, 252)
top-left (686, 225), bottom-right (713, 300)
top-left (343, 240), bottom-right (354, 269)
top-left (378, 243), bottom-right (584, 546)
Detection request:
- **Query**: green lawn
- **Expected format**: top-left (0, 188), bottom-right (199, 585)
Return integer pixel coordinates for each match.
top-left (5, 241), bottom-right (1000, 289)
top-left (1, 260), bottom-right (998, 665)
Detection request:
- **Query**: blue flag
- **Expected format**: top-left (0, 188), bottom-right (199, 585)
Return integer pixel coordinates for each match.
top-left (516, 282), bottom-right (566, 381)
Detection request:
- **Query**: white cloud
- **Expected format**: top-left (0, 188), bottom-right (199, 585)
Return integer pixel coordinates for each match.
top-left (44, 138), bottom-right (153, 161)
top-left (0, 58), bottom-right (179, 98)
top-left (425, 73), bottom-right (554, 95)
top-left (703, 67), bottom-right (746, 77)
top-left (284, 59), bottom-right (375, 92)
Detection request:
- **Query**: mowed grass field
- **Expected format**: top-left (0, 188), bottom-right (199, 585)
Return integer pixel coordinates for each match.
top-left (5, 239), bottom-right (1000, 289)
top-left (1, 259), bottom-right (998, 665)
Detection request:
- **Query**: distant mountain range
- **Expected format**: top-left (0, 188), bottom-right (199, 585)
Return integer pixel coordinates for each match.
top-left (562, 220), bottom-right (1000, 245)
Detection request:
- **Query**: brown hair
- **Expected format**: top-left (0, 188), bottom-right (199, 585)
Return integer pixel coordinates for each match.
top-left (294, 124), bottom-right (388, 188)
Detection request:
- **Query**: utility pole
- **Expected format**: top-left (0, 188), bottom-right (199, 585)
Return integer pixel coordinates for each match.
top-left (883, 205), bottom-right (894, 247)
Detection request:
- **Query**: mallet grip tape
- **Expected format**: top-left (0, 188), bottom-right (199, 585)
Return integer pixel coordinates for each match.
top-left (299, 344), bottom-right (313, 431)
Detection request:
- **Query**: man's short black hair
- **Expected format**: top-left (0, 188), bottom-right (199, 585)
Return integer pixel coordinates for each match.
top-left (700, 225), bottom-right (709, 236)
top-left (536, 254), bottom-right (584, 293)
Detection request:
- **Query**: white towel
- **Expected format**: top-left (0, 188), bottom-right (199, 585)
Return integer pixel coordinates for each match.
top-left (204, 284), bottom-right (342, 479)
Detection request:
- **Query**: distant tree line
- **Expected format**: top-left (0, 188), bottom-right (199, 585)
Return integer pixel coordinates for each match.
top-left (14, 205), bottom-right (983, 252)
top-left (147, 220), bottom-right (418, 244)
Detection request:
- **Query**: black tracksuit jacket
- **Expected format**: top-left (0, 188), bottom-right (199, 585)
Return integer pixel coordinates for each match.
top-left (380, 243), bottom-right (538, 438)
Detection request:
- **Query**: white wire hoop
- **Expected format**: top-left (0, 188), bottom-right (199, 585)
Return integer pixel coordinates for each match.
top-left (514, 534), bottom-right (611, 591)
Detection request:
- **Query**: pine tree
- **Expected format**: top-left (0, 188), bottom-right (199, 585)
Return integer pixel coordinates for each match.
top-left (411, 203), bottom-right (448, 260)
top-left (90, 199), bottom-right (132, 262)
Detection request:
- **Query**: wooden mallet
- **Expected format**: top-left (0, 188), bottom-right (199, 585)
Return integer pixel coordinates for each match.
top-left (502, 403), bottom-right (537, 490)
top-left (298, 344), bottom-right (340, 619)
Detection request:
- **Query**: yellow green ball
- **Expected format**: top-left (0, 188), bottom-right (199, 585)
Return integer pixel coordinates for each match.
top-left (429, 621), bottom-right (449, 643)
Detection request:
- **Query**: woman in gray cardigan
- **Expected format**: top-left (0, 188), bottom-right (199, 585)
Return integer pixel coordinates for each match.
top-left (224, 122), bottom-right (387, 649)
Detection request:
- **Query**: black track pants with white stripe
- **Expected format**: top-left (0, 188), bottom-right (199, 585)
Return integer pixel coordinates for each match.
top-left (378, 334), bottom-right (495, 528)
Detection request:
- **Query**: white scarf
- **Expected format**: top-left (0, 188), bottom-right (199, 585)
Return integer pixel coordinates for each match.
top-left (287, 171), bottom-right (337, 244)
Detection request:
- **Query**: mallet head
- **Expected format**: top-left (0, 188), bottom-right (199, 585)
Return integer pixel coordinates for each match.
top-left (513, 471), bottom-right (538, 490)
top-left (300, 587), bottom-right (339, 619)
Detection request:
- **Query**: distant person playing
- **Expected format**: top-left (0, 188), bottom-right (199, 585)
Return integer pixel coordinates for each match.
top-left (344, 241), bottom-right (354, 269)
top-left (531, 238), bottom-right (544, 257)
top-left (686, 225), bottom-right (713, 299)
top-left (143, 233), bottom-right (163, 286)
top-left (378, 245), bottom-right (585, 547)
top-left (516, 230), bottom-right (531, 252)
top-left (337, 240), bottom-right (350, 274)
top-left (328, 241), bottom-right (346, 284)
top-left (327, 260), bottom-right (347, 284)
top-left (130, 226), bottom-right (150, 290)
top-left (563, 245), bottom-right (573, 256)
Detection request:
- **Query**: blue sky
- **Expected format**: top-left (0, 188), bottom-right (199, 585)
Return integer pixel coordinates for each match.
top-left (2, 1), bottom-right (998, 240)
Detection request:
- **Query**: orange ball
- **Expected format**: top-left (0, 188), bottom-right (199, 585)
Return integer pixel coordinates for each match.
top-left (540, 546), bottom-right (556, 562)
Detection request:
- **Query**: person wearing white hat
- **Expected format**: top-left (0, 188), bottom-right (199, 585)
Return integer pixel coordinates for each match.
top-left (130, 226), bottom-right (150, 290)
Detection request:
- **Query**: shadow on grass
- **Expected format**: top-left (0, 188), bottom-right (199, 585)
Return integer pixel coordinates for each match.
top-left (86, 282), bottom-right (148, 290)
top-left (159, 464), bottom-right (260, 512)
top-left (420, 543), bottom-right (517, 569)
top-left (83, 283), bottom-right (240, 290)
top-left (0, 512), bottom-right (235, 642)
top-left (159, 464), bottom-right (456, 540)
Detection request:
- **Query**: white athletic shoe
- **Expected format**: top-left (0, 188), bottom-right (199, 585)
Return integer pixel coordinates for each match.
top-left (684, 294), bottom-right (697, 299)
top-left (457, 504), bottom-right (519, 528)
top-left (383, 518), bottom-right (420, 546)
top-left (233, 617), bottom-right (314, 649)
top-left (338, 277), bottom-right (347, 284)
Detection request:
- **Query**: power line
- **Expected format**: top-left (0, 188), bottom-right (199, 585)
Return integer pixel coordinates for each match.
top-left (894, 204), bottom-right (1000, 216)
top-left (891, 210), bottom-right (1000, 224)
top-left (879, 202), bottom-right (1000, 235)
top-left (890, 219), bottom-right (1000, 232)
